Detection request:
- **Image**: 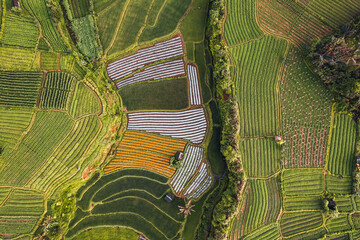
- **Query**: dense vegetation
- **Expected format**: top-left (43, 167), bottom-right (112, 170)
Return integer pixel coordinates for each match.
top-left (308, 17), bottom-right (360, 114)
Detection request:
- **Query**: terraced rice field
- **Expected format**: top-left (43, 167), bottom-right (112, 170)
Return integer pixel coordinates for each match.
top-left (230, 178), bottom-right (280, 239)
top-left (280, 212), bottom-right (323, 237)
top-left (127, 108), bottom-right (207, 144)
top-left (68, 169), bottom-right (184, 240)
top-left (104, 131), bottom-right (187, 177)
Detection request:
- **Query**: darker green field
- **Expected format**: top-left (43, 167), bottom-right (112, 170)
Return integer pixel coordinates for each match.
top-left (69, 169), bottom-right (185, 240)
top-left (119, 78), bottom-right (189, 111)
top-left (40, 72), bottom-right (74, 110)
top-left (0, 71), bottom-right (43, 108)
top-left (73, 227), bottom-right (138, 240)
top-left (207, 127), bottom-right (225, 175)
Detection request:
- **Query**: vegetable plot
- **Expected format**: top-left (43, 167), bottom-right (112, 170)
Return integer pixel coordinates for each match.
top-left (127, 108), bottom-right (207, 144)
top-left (187, 64), bottom-right (202, 106)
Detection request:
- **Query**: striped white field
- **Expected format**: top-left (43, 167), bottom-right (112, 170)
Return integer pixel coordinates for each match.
top-left (170, 145), bottom-right (204, 193)
top-left (188, 176), bottom-right (212, 199)
top-left (107, 36), bottom-right (184, 81)
top-left (183, 162), bottom-right (212, 199)
top-left (127, 108), bottom-right (207, 144)
top-left (116, 59), bottom-right (185, 88)
top-left (187, 64), bottom-right (202, 105)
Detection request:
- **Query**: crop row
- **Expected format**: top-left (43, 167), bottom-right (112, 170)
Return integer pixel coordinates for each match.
top-left (104, 131), bottom-right (186, 177)
top-left (69, 82), bottom-right (101, 118)
top-left (241, 223), bottom-right (280, 240)
top-left (326, 175), bottom-right (353, 195)
top-left (69, 169), bottom-right (182, 240)
top-left (170, 145), bottom-right (204, 193)
top-left (77, 169), bottom-right (168, 209)
top-left (27, 115), bottom-right (100, 191)
top-left (0, 215), bottom-right (39, 238)
top-left (0, 108), bottom-right (34, 146)
top-left (1, 13), bottom-right (39, 49)
top-left (230, 35), bottom-right (286, 137)
top-left (187, 64), bottom-right (202, 106)
top-left (224, 0), bottom-right (263, 45)
top-left (127, 108), bottom-right (207, 144)
top-left (327, 113), bottom-right (356, 176)
top-left (0, 189), bottom-right (43, 216)
top-left (107, 36), bottom-right (184, 80)
top-left (282, 169), bottom-right (324, 196)
top-left (115, 58), bottom-right (186, 88)
top-left (0, 71), bottom-right (43, 108)
top-left (230, 178), bottom-right (280, 239)
top-left (284, 196), bottom-right (322, 211)
top-left (335, 196), bottom-right (353, 212)
top-left (183, 162), bottom-right (209, 196)
top-left (40, 72), bottom-right (75, 110)
top-left (0, 111), bottom-right (73, 186)
top-left (281, 47), bottom-right (332, 168)
top-left (22, 0), bottom-right (67, 51)
top-left (240, 138), bottom-right (280, 178)
top-left (325, 213), bottom-right (351, 234)
top-left (68, 0), bottom-right (90, 18)
top-left (280, 211), bottom-right (323, 237)
top-left (0, 46), bottom-right (39, 71)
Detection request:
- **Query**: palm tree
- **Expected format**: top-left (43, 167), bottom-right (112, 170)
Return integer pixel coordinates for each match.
top-left (178, 200), bottom-right (195, 216)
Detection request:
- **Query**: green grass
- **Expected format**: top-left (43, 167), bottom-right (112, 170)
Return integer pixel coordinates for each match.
top-left (282, 169), bottom-right (324, 196)
top-left (93, 0), bottom-right (118, 13)
top-left (230, 35), bottom-right (286, 137)
top-left (72, 226), bottom-right (138, 240)
top-left (326, 213), bottom-right (352, 234)
top-left (139, 0), bottom-right (192, 43)
top-left (243, 223), bottom-right (280, 240)
top-left (1, 13), bottom-right (39, 49)
top-left (327, 113), bottom-right (356, 176)
top-left (70, 82), bottom-right (101, 118)
top-left (195, 43), bottom-right (212, 104)
top-left (326, 174), bottom-right (353, 195)
top-left (207, 127), bottom-right (225, 175)
top-left (41, 51), bottom-right (58, 70)
top-left (0, 71), bottom-right (43, 108)
top-left (0, 46), bottom-right (39, 71)
top-left (22, 0), bottom-right (67, 51)
top-left (180, 0), bottom-right (209, 42)
top-left (280, 212), bottom-right (323, 237)
top-left (108, 0), bottom-right (152, 55)
top-left (240, 138), bottom-right (280, 177)
top-left (40, 72), bottom-right (75, 110)
top-left (96, 1), bottom-right (126, 52)
top-left (230, 178), bottom-right (280, 239)
top-left (224, 0), bottom-right (263, 45)
top-left (27, 115), bottom-right (101, 191)
top-left (0, 111), bottom-right (73, 186)
top-left (119, 78), bottom-right (189, 111)
top-left (71, 15), bottom-right (100, 59)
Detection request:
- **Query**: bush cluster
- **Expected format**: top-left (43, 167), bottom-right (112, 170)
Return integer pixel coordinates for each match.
top-left (206, 0), bottom-right (243, 239)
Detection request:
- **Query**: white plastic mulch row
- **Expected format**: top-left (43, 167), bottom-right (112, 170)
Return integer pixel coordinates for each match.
top-left (127, 108), bottom-right (207, 144)
top-left (107, 36), bottom-right (184, 80)
top-left (188, 176), bottom-right (212, 199)
top-left (116, 59), bottom-right (185, 89)
top-left (187, 64), bottom-right (202, 105)
top-left (170, 145), bottom-right (204, 193)
top-left (183, 162), bottom-right (209, 196)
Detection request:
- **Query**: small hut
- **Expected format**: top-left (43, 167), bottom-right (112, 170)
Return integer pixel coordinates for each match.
top-left (163, 193), bottom-right (175, 203)
top-left (175, 151), bottom-right (183, 161)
